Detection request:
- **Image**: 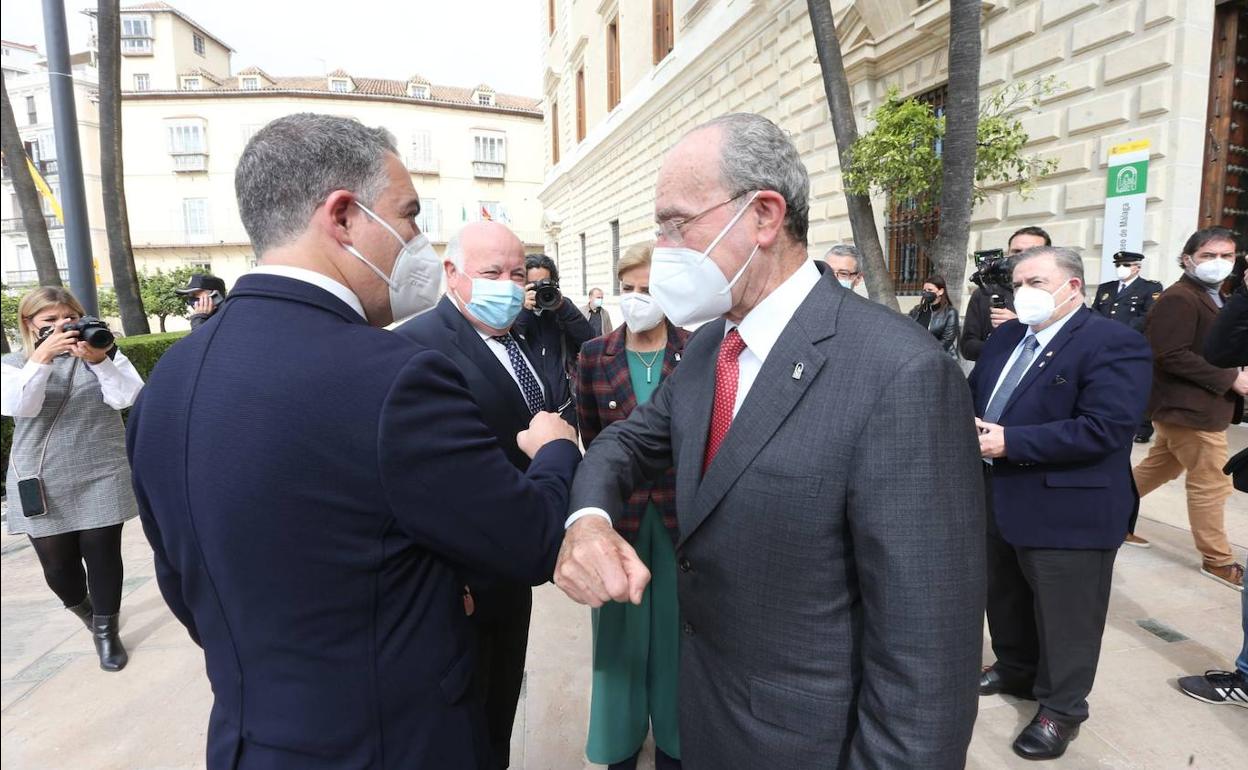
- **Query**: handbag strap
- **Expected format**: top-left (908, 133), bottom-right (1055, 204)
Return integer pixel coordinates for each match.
top-left (13, 358), bottom-right (79, 480)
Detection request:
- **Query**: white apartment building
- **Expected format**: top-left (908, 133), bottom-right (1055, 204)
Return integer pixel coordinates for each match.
top-left (1, 40), bottom-right (108, 288)
top-left (539, 0), bottom-right (1245, 301)
top-left (3, 1), bottom-right (548, 318)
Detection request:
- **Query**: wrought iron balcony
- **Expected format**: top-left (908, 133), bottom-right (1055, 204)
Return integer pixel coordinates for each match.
top-left (1, 215), bottom-right (62, 233)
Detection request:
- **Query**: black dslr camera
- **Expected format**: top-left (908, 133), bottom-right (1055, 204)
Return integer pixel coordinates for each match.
top-left (970, 249), bottom-right (1013, 293)
top-left (36, 316), bottom-right (115, 350)
top-left (531, 279), bottom-right (563, 311)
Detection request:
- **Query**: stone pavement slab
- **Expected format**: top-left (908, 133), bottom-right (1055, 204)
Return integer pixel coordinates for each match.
top-left (2, 430), bottom-right (1245, 769)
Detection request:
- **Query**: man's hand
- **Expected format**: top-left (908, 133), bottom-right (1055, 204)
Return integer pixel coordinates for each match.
top-left (555, 516), bottom-right (651, 607)
top-left (517, 411), bottom-right (578, 458)
top-left (990, 307), bottom-right (1017, 329)
top-left (193, 294), bottom-right (215, 316)
top-left (1232, 369), bottom-right (1248, 397)
top-left (523, 283), bottom-right (538, 311)
top-left (976, 418), bottom-right (1007, 459)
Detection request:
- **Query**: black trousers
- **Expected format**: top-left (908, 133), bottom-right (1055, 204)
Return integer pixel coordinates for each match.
top-left (472, 582), bottom-right (533, 769)
top-left (984, 467), bottom-right (1117, 723)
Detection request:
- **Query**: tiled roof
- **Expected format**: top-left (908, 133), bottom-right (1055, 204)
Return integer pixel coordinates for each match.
top-left (128, 70), bottom-right (542, 115)
top-left (408, 73), bottom-right (430, 85)
top-left (179, 67), bottom-right (222, 85)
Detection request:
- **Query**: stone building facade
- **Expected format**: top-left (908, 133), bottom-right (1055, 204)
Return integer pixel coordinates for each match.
top-left (538, 0), bottom-right (1242, 303)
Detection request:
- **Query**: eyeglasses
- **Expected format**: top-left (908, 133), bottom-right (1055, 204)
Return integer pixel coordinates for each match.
top-left (654, 190), bottom-right (750, 245)
top-left (830, 269), bottom-right (859, 280)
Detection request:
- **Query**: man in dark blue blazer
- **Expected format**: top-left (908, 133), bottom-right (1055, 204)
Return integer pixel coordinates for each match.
top-left (969, 246), bottom-right (1151, 760)
top-left (395, 221), bottom-right (574, 769)
top-left (127, 114), bottom-right (581, 770)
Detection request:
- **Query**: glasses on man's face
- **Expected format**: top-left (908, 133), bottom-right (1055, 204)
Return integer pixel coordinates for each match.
top-left (654, 190), bottom-right (749, 246)
top-left (831, 270), bottom-right (859, 281)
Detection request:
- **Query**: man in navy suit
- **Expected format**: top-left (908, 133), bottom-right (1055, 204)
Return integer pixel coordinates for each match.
top-left (395, 221), bottom-right (573, 769)
top-left (127, 113), bottom-right (581, 769)
top-left (970, 246), bottom-right (1151, 760)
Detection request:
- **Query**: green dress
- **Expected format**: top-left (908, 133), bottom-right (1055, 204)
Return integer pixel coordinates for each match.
top-left (585, 350), bottom-right (682, 764)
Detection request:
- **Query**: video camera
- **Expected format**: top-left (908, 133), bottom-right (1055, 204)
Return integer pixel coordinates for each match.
top-left (969, 249), bottom-right (1013, 295)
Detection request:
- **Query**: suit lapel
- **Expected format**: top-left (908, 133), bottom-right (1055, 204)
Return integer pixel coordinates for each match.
top-left (600, 330), bottom-right (638, 416)
top-left (440, 299), bottom-right (532, 418)
top-left (975, 324), bottom-right (1026, 415)
top-left (674, 322), bottom-right (723, 528)
top-left (678, 277), bottom-right (840, 548)
top-left (1001, 307), bottom-right (1090, 418)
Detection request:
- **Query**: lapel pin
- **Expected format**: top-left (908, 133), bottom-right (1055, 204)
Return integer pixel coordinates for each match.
top-left (675, 353), bottom-right (681, 362)
top-left (608, 400), bottom-right (618, 409)
top-left (792, 362), bottom-right (804, 380)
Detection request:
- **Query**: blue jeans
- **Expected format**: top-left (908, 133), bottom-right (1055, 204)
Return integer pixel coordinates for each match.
top-left (1239, 566), bottom-right (1247, 677)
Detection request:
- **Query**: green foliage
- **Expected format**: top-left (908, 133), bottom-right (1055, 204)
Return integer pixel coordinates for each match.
top-left (843, 77), bottom-right (1063, 213)
top-left (96, 287), bottom-right (120, 319)
top-left (116, 330), bottom-right (190, 380)
top-left (139, 266), bottom-right (196, 332)
top-left (1, 284), bottom-right (19, 347)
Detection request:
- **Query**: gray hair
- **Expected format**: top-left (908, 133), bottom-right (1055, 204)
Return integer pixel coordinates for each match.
top-left (1014, 245), bottom-right (1085, 285)
top-left (696, 113), bottom-right (810, 245)
top-left (235, 113), bottom-right (398, 256)
top-left (823, 243), bottom-right (860, 268)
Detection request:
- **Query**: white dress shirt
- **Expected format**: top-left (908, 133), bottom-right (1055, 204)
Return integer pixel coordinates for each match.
top-left (2, 351), bottom-right (144, 417)
top-left (477, 329), bottom-right (546, 401)
top-left (986, 306), bottom-right (1081, 407)
top-left (250, 264), bottom-right (368, 320)
top-left (566, 259), bottom-right (823, 528)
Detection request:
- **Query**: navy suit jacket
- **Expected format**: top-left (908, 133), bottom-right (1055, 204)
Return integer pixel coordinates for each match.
top-left (126, 275), bottom-right (580, 770)
top-left (968, 307), bottom-right (1152, 549)
top-left (395, 296), bottom-right (572, 472)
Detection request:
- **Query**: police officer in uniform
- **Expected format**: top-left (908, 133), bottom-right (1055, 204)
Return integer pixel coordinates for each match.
top-left (1092, 250), bottom-right (1162, 446)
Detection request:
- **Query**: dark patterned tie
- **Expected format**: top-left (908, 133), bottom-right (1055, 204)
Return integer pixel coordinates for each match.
top-left (984, 335), bottom-right (1040, 424)
top-left (703, 329), bottom-right (747, 473)
top-left (494, 334), bottom-right (544, 415)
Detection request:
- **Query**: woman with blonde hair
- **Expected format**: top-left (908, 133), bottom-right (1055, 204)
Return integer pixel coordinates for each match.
top-left (2, 286), bottom-right (144, 671)
top-left (577, 243), bottom-right (687, 769)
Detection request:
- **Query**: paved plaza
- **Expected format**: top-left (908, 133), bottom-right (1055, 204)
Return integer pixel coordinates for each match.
top-left (2, 434), bottom-right (1246, 769)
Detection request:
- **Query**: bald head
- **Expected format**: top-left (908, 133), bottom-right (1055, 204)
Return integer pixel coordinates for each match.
top-left (446, 221), bottom-right (524, 271)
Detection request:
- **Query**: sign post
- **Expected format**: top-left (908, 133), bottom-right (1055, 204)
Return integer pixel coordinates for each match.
top-left (1099, 140), bottom-right (1150, 283)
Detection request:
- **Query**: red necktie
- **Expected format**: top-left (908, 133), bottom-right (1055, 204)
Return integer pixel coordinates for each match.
top-left (704, 329), bottom-right (747, 473)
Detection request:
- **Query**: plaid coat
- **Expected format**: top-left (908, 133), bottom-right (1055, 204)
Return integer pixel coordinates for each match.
top-left (576, 323), bottom-right (689, 543)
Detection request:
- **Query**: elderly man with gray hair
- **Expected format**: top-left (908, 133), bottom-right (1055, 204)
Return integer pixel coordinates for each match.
top-left (553, 112), bottom-right (986, 768)
top-left (822, 243), bottom-right (863, 292)
top-left (127, 113), bottom-right (580, 769)
top-left (969, 246), bottom-right (1151, 759)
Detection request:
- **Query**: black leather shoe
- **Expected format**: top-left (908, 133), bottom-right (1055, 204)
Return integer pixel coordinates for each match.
top-left (1012, 715), bottom-right (1079, 760)
top-left (65, 596), bottom-right (93, 631)
top-left (979, 666), bottom-right (1035, 699)
top-left (91, 614), bottom-right (129, 672)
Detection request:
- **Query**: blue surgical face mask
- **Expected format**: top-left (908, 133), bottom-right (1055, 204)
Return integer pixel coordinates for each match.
top-left (456, 278), bottom-right (525, 330)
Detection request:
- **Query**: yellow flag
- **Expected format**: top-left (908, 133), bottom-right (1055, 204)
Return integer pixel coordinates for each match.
top-left (26, 157), bottom-right (64, 223)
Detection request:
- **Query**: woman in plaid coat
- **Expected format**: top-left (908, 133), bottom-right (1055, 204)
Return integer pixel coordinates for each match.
top-left (577, 243), bottom-right (688, 770)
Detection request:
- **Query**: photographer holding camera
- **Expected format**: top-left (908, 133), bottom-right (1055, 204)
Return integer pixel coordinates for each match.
top-left (2, 286), bottom-right (144, 672)
top-left (960, 226), bottom-right (1050, 361)
top-left (514, 253), bottom-right (596, 410)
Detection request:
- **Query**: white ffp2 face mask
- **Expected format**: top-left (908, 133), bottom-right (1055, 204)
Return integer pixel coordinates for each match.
top-left (650, 191), bottom-right (760, 326)
top-left (1188, 257), bottom-right (1233, 287)
top-left (1115, 265), bottom-right (1134, 282)
top-left (1014, 282), bottom-right (1080, 327)
top-left (344, 202), bottom-right (443, 322)
top-left (619, 292), bottom-right (665, 333)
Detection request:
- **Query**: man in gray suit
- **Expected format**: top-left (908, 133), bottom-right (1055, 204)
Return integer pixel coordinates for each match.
top-left (554, 113), bottom-right (986, 768)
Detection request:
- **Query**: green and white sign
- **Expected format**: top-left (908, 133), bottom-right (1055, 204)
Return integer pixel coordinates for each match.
top-left (1100, 140), bottom-right (1150, 283)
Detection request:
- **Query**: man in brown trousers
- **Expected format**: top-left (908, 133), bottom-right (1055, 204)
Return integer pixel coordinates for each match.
top-left (1132, 226), bottom-right (1247, 590)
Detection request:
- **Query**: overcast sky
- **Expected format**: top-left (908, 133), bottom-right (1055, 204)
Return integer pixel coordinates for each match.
top-left (0, 0), bottom-right (546, 95)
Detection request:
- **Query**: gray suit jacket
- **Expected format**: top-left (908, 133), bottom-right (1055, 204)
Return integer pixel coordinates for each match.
top-left (569, 271), bottom-right (985, 769)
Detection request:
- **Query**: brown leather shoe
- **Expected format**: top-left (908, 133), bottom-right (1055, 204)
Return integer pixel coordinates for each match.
top-left (1201, 563), bottom-right (1245, 591)
top-left (1122, 533), bottom-right (1150, 548)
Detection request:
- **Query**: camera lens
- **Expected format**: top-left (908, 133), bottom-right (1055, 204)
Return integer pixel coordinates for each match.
top-left (535, 282), bottom-right (562, 311)
top-left (82, 326), bottom-right (115, 349)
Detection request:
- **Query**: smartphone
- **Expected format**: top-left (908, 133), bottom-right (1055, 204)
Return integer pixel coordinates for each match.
top-left (990, 294), bottom-right (1006, 310)
top-left (18, 477), bottom-right (47, 518)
